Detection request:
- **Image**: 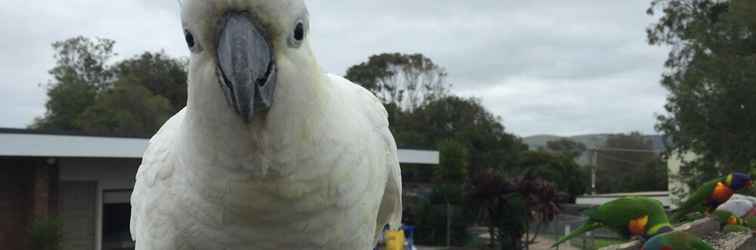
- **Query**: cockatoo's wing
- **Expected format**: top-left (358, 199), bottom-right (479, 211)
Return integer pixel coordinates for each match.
top-left (376, 145), bottom-right (402, 230)
top-left (327, 74), bottom-right (403, 242)
top-left (130, 109), bottom-right (185, 249)
top-left (370, 94), bottom-right (403, 232)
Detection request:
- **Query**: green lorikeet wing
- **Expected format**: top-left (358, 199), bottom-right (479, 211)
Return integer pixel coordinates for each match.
top-left (550, 221), bottom-right (602, 248)
top-left (552, 197), bottom-right (671, 248)
top-left (591, 197), bottom-right (652, 233)
top-left (671, 178), bottom-right (722, 222)
top-left (590, 197), bottom-right (671, 236)
top-left (642, 231), bottom-right (714, 250)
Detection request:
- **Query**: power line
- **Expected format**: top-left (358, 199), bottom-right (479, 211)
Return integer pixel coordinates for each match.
top-left (589, 147), bottom-right (661, 153)
top-left (589, 147), bottom-right (661, 194)
top-left (596, 154), bottom-right (651, 167)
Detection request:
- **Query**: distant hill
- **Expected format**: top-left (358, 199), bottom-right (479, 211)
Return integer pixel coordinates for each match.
top-left (523, 134), bottom-right (611, 151)
top-left (523, 133), bottom-right (665, 151)
top-left (522, 133), bottom-right (666, 166)
top-left (520, 135), bottom-right (563, 150)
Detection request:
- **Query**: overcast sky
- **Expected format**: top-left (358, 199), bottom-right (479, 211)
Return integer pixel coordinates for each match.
top-left (0, 0), bottom-right (670, 137)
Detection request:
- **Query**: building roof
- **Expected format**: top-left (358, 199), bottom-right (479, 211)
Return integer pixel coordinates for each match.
top-left (0, 130), bottom-right (148, 158)
top-left (0, 127), bottom-right (149, 139)
top-left (0, 128), bottom-right (439, 164)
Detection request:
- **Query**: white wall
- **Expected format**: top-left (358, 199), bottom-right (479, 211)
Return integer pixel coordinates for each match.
top-left (59, 158), bottom-right (139, 250)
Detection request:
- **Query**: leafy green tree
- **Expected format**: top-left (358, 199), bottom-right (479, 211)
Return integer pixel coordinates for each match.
top-left (595, 132), bottom-right (667, 193)
top-left (435, 139), bottom-right (468, 185)
top-left (345, 53), bottom-right (450, 111)
top-left (428, 139), bottom-right (469, 206)
top-left (386, 95), bottom-right (527, 186)
top-left (648, 0), bottom-right (756, 182)
top-left (345, 54), bottom-right (526, 175)
top-left (33, 37), bottom-right (116, 130)
top-left (518, 151), bottom-right (588, 202)
top-left (414, 140), bottom-right (471, 246)
top-left (32, 37), bottom-right (188, 137)
top-left (113, 52), bottom-right (188, 113)
top-left (78, 82), bottom-right (172, 137)
top-left (406, 96), bottom-right (528, 174)
top-left (413, 199), bottom-right (474, 246)
top-left (345, 54), bottom-right (529, 246)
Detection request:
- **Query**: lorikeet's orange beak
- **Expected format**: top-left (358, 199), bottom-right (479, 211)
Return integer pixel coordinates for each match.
top-left (628, 215), bottom-right (648, 236)
top-left (746, 180), bottom-right (753, 188)
top-left (727, 216), bottom-right (738, 225)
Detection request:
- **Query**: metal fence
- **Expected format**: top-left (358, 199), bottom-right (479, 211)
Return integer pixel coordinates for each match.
top-left (531, 213), bottom-right (623, 250)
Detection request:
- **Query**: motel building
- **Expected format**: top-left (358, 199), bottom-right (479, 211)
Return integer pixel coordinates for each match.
top-left (0, 128), bottom-right (439, 250)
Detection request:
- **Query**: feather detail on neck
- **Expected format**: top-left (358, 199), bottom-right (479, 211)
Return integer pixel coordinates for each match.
top-left (711, 181), bottom-right (734, 203)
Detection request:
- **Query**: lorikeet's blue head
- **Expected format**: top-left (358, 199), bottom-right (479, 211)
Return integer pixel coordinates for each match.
top-left (727, 172), bottom-right (752, 190)
top-left (641, 234), bottom-right (671, 250)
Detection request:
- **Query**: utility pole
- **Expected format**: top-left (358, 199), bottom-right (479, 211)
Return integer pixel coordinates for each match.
top-left (591, 149), bottom-right (598, 195)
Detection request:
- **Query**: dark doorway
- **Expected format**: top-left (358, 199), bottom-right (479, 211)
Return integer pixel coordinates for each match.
top-left (102, 203), bottom-right (134, 250)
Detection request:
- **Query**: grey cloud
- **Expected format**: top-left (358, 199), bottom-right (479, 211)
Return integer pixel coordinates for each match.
top-left (460, 69), bottom-right (668, 136)
top-left (0, 1), bottom-right (187, 127)
top-left (309, 0), bottom-right (665, 88)
top-left (0, 0), bottom-right (669, 136)
top-left (306, 0), bottom-right (669, 136)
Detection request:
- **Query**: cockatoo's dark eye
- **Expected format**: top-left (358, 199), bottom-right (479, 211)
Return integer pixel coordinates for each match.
top-left (184, 29), bottom-right (203, 53)
top-left (294, 22), bottom-right (305, 41)
top-left (288, 19), bottom-right (307, 48)
top-left (184, 30), bottom-right (195, 49)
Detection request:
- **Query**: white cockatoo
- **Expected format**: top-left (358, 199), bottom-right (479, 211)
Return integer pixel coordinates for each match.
top-left (129, 0), bottom-right (403, 249)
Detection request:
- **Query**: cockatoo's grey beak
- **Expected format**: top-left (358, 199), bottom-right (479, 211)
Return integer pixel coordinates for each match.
top-left (217, 13), bottom-right (277, 122)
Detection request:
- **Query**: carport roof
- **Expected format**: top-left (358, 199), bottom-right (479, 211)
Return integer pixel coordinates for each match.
top-left (0, 128), bottom-right (439, 164)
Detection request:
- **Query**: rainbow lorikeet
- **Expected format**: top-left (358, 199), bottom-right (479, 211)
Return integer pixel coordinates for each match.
top-left (641, 231), bottom-right (714, 250)
top-left (552, 197), bottom-right (673, 248)
top-left (671, 172), bottom-right (753, 222)
top-left (711, 209), bottom-right (742, 229)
